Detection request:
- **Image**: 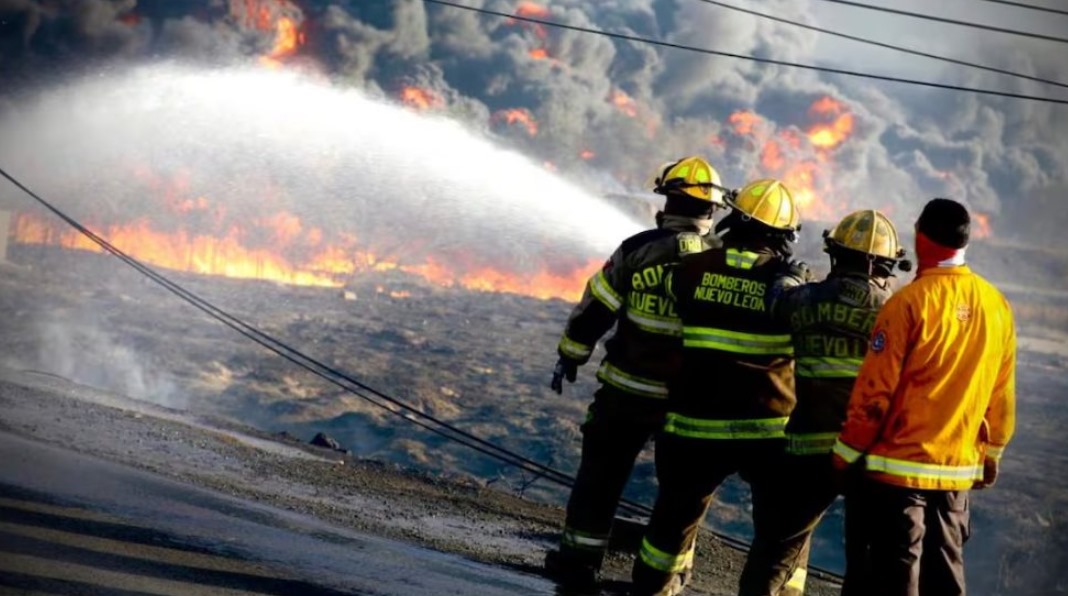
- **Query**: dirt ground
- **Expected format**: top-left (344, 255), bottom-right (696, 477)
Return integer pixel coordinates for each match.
top-left (0, 367), bottom-right (842, 595)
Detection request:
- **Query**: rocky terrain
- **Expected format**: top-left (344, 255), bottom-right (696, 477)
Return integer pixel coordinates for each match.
top-left (0, 239), bottom-right (1066, 594)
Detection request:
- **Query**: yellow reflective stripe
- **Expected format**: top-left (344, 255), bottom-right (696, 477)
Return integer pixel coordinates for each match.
top-left (832, 439), bottom-right (862, 464)
top-left (664, 413), bottom-right (788, 439)
top-left (682, 326), bottom-right (793, 356)
top-left (638, 538), bottom-right (693, 573)
top-left (786, 432), bottom-right (840, 455)
top-left (596, 362), bottom-right (668, 398)
top-left (796, 356), bottom-right (863, 378)
top-left (865, 455), bottom-right (983, 482)
top-left (589, 271), bottom-right (623, 312)
top-left (558, 335), bottom-right (593, 360)
top-left (726, 248), bottom-right (759, 270)
top-left (833, 439), bottom-right (984, 481)
top-left (625, 308), bottom-right (682, 336)
top-left (985, 444), bottom-right (1005, 459)
top-left (786, 566), bottom-right (808, 591)
top-left (563, 527), bottom-right (610, 551)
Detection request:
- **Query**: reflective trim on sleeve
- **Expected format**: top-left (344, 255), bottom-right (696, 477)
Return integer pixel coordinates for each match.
top-left (596, 362), bottom-right (668, 399)
top-left (985, 444), bottom-right (1005, 459)
top-left (664, 413), bottom-right (788, 440)
top-left (832, 438), bottom-right (863, 464)
top-left (786, 432), bottom-right (840, 455)
top-left (562, 527), bottom-right (610, 552)
top-left (589, 271), bottom-right (623, 312)
top-left (786, 567), bottom-right (808, 592)
top-left (625, 308), bottom-right (682, 336)
top-left (833, 439), bottom-right (984, 482)
top-left (558, 335), bottom-right (593, 360)
top-left (726, 249), bottom-right (760, 270)
top-left (682, 326), bottom-right (794, 356)
top-left (795, 356), bottom-right (864, 378)
top-left (637, 537), bottom-right (694, 574)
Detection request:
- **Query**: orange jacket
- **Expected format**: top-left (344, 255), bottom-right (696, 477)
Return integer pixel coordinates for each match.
top-left (832, 265), bottom-right (1016, 491)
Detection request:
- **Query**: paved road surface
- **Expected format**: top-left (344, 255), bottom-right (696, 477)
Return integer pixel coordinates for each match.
top-left (0, 431), bottom-right (556, 595)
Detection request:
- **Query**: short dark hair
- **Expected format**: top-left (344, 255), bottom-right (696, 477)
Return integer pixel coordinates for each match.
top-left (917, 198), bottom-right (970, 249)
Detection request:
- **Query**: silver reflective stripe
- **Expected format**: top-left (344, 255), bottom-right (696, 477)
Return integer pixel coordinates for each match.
top-left (832, 438), bottom-right (862, 464)
top-left (563, 528), bottom-right (610, 550)
top-left (834, 439), bottom-right (984, 482)
top-left (596, 362), bottom-right (668, 398)
top-left (626, 308), bottom-right (682, 336)
top-left (796, 356), bottom-right (863, 378)
top-left (589, 271), bottom-right (623, 312)
top-left (558, 335), bottom-right (593, 360)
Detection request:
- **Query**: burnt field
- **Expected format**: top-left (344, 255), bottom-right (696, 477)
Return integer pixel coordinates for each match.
top-left (2, 243), bottom-right (1067, 595)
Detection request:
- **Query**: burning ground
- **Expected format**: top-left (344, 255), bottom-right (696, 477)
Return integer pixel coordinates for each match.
top-left (1, 241), bottom-right (1067, 594)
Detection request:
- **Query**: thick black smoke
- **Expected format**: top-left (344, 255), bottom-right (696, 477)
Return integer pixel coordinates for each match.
top-left (2, 0), bottom-right (1066, 252)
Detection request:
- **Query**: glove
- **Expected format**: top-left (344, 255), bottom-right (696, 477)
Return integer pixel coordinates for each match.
top-left (973, 456), bottom-right (999, 489)
top-left (787, 260), bottom-right (815, 283)
top-left (550, 358), bottom-right (579, 394)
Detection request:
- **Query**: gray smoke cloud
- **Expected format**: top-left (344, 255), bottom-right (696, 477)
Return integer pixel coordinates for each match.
top-left (1, 0), bottom-right (1066, 252)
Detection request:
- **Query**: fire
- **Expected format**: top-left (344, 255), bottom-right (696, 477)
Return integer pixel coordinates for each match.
top-left (260, 17), bottom-right (304, 69)
top-left (229, 0), bottom-right (305, 69)
top-left (400, 86), bottom-right (443, 111)
top-left (610, 89), bottom-right (639, 118)
top-left (726, 96), bottom-right (857, 222)
top-left (806, 97), bottom-right (855, 150)
top-left (11, 200), bottom-right (599, 302)
top-left (493, 108), bottom-right (538, 136)
top-left (972, 212), bottom-right (992, 238)
top-left (579, 149), bottom-right (596, 160)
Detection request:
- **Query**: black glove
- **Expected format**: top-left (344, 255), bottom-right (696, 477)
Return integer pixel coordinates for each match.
top-left (550, 358), bottom-right (579, 394)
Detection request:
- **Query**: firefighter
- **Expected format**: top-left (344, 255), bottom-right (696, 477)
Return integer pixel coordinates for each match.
top-left (747, 210), bottom-right (911, 595)
top-left (630, 178), bottom-right (805, 596)
top-left (545, 156), bottom-right (726, 592)
top-left (833, 198), bottom-right (1016, 596)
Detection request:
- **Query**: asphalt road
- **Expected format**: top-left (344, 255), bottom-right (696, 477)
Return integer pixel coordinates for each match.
top-left (0, 431), bottom-right (556, 595)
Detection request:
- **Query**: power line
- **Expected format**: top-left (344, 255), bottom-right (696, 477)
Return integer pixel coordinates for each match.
top-left (3, 163), bottom-right (808, 561)
top-left (814, 0), bottom-right (1068, 44)
top-left (694, 0), bottom-right (1068, 89)
top-left (974, 0), bottom-right (1068, 17)
top-left (421, 0), bottom-right (1068, 105)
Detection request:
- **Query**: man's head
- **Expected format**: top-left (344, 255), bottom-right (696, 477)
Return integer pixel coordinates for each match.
top-left (651, 156), bottom-right (726, 219)
top-left (916, 198), bottom-right (970, 249)
top-left (715, 179), bottom-right (801, 251)
top-left (823, 209), bottom-right (911, 278)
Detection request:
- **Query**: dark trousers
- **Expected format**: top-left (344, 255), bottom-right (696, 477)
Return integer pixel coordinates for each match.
top-left (558, 385), bottom-right (665, 566)
top-left (746, 453), bottom-right (841, 596)
top-left (843, 478), bottom-right (970, 596)
top-left (631, 433), bottom-right (786, 595)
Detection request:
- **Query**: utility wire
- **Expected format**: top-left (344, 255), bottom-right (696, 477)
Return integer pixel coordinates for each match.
top-left (694, 0), bottom-right (1068, 89)
top-left (421, 0), bottom-right (1068, 105)
top-left (974, 0), bottom-right (1068, 17)
top-left (814, 0), bottom-right (1068, 44)
top-left (0, 165), bottom-right (690, 529)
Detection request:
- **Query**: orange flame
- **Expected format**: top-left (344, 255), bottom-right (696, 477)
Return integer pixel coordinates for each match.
top-left (493, 108), bottom-right (538, 136)
top-left (728, 111), bottom-right (764, 137)
top-left (260, 17), bottom-right (304, 69)
top-left (972, 212), bottom-right (992, 238)
top-left (609, 89), bottom-right (639, 118)
top-left (806, 96), bottom-right (854, 150)
top-left (579, 149), bottom-right (596, 160)
top-left (232, 0), bottom-right (304, 69)
top-left (400, 86), bottom-right (443, 110)
top-left (11, 196), bottom-right (600, 302)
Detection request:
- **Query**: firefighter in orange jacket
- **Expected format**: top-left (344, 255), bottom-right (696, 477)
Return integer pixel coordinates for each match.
top-left (751, 210), bottom-right (911, 595)
top-left (630, 179), bottom-right (805, 596)
top-left (832, 198), bottom-right (1016, 596)
top-left (545, 156), bottom-right (725, 592)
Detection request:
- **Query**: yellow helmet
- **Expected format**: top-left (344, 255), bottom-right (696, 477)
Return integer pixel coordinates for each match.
top-left (650, 156), bottom-right (726, 206)
top-left (824, 210), bottom-right (904, 259)
top-left (727, 178), bottom-right (800, 231)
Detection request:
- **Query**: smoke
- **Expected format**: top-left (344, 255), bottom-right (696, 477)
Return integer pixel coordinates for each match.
top-left (31, 313), bottom-right (184, 409)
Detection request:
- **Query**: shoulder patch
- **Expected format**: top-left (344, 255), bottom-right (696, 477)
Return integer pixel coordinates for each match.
top-left (677, 233), bottom-right (703, 256)
top-left (870, 329), bottom-right (887, 353)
